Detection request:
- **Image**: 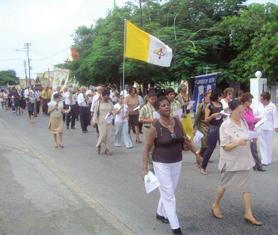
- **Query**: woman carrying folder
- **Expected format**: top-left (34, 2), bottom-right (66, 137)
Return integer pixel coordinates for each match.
top-left (92, 89), bottom-right (114, 155)
top-left (211, 100), bottom-right (262, 226)
top-left (142, 96), bottom-right (201, 235)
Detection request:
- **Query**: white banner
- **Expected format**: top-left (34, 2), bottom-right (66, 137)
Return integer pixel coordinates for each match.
top-left (52, 69), bottom-right (70, 90)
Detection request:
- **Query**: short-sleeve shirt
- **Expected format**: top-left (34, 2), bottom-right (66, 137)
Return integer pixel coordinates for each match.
top-left (220, 99), bottom-right (229, 111)
top-left (114, 103), bottom-right (128, 123)
top-left (139, 103), bottom-right (155, 127)
top-left (219, 118), bottom-right (255, 172)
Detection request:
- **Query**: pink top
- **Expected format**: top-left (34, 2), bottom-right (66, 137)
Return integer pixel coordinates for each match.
top-left (242, 107), bottom-right (259, 131)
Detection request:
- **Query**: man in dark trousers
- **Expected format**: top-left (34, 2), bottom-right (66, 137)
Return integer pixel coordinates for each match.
top-left (64, 87), bottom-right (77, 129)
top-left (77, 86), bottom-right (90, 133)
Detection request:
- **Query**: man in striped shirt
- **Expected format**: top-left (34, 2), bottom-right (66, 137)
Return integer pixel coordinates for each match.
top-left (165, 88), bottom-right (182, 118)
top-left (139, 90), bottom-right (158, 139)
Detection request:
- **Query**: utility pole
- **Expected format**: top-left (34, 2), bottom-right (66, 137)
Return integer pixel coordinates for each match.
top-left (48, 68), bottom-right (51, 88)
top-left (24, 60), bottom-right (28, 87)
top-left (24, 43), bottom-right (31, 87)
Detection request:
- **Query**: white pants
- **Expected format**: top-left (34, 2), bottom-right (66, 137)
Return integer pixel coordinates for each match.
top-left (153, 161), bottom-right (182, 230)
top-left (259, 130), bottom-right (274, 165)
top-left (114, 121), bottom-right (133, 148)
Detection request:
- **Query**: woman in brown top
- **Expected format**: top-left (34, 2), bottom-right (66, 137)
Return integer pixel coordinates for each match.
top-left (211, 100), bottom-right (262, 226)
top-left (142, 96), bottom-right (202, 235)
top-left (125, 87), bottom-right (141, 143)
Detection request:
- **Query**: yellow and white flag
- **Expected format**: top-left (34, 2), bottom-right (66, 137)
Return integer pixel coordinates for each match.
top-left (125, 20), bottom-right (172, 67)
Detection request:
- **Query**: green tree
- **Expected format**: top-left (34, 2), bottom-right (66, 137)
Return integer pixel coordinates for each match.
top-left (220, 3), bottom-right (278, 84)
top-left (0, 70), bottom-right (19, 86)
top-left (62, 0), bottom-right (278, 88)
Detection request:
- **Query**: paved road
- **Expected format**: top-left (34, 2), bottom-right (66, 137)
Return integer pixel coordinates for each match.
top-left (0, 110), bottom-right (278, 235)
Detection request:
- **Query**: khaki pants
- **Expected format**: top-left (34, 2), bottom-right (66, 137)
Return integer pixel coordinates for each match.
top-left (96, 123), bottom-right (112, 152)
top-left (144, 126), bottom-right (150, 140)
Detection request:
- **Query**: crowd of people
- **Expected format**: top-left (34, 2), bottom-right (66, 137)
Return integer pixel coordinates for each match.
top-left (1, 83), bottom-right (277, 235)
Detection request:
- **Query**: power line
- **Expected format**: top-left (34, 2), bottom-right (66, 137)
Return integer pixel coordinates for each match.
top-left (0, 47), bottom-right (69, 62)
top-left (0, 58), bottom-right (23, 62)
top-left (32, 48), bottom-right (69, 61)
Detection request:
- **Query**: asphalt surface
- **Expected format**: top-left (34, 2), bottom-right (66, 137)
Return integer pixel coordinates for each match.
top-left (0, 110), bottom-right (277, 235)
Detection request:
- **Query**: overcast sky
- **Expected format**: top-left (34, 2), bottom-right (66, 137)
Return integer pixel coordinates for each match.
top-left (0, 0), bottom-right (276, 79)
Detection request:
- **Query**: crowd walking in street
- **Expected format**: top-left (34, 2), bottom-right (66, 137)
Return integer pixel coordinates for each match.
top-left (1, 82), bottom-right (278, 235)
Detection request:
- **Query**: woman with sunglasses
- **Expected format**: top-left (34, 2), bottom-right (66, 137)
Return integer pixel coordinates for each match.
top-left (142, 96), bottom-right (201, 235)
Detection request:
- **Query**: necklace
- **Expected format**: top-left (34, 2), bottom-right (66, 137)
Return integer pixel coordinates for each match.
top-left (160, 118), bottom-right (174, 131)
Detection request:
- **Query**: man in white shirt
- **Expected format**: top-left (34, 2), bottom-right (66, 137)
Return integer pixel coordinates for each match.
top-left (64, 87), bottom-right (76, 129)
top-left (120, 85), bottom-right (129, 98)
top-left (77, 86), bottom-right (90, 133)
top-left (257, 91), bottom-right (278, 165)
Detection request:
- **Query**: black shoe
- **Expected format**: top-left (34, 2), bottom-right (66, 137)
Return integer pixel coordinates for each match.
top-left (82, 130), bottom-right (88, 133)
top-left (156, 214), bottom-right (169, 224)
top-left (257, 168), bottom-right (266, 172)
top-left (253, 167), bottom-right (258, 171)
top-left (67, 126), bottom-right (69, 129)
top-left (71, 127), bottom-right (76, 129)
top-left (172, 228), bottom-right (182, 235)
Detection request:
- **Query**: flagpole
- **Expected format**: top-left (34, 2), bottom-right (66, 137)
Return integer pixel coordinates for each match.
top-left (122, 18), bottom-right (127, 96)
